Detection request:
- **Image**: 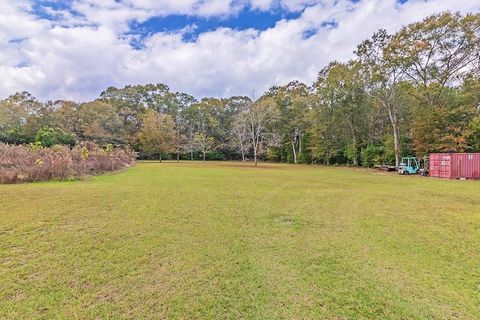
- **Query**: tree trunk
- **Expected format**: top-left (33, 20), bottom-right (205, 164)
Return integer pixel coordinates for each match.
top-left (291, 140), bottom-right (297, 164)
top-left (383, 95), bottom-right (401, 169)
top-left (239, 140), bottom-right (245, 162)
top-left (202, 151), bottom-right (206, 162)
top-left (392, 122), bottom-right (401, 169)
top-left (298, 133), bottom-right (302, 155)
top-left (345, 117), bottom-right (358, 166)
top-left (159, 152), bottom-right (162, 163)
top-left (352, 142), bottom-right (358, 166)
top-left (385, 103), bottom-right (401, 169)
top-left (190, 147), bottom-right (193, 161)
top-left (350, 134), bottom-right (358, 166)
top-left (177, 152), bottom-right (180, 163)
top-left (254, 153), bottom-right (257, 166)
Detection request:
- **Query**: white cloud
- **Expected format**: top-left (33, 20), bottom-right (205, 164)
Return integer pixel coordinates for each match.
top-left (0, 0), bottom-right (479, 101)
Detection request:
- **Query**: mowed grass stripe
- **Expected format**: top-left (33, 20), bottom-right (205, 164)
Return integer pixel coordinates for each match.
top-left (0, 161), bottom-right (479, 319)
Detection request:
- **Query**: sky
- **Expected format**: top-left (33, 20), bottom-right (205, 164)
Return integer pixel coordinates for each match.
top-left (1, 0), bottom-right (479, 102)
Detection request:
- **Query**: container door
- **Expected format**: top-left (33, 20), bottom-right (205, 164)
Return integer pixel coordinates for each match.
top-left (475, 154), bottom-right (480, 179)
top-left (462, 154), bottom-right (480, 179)
top-left (461, 154), bottom-right (469, 179)
top-left (452, 154), bottom-right (480, 179)
top-left (429, 154), bottom-right (440, 177)
top-left (452, 154), bottom-right (462, 179)
top-left (440, 155), bottom-right (451, 178)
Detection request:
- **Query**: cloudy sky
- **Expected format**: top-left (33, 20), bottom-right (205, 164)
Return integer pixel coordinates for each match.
top-left (1, 0), bottom-right (479, 101)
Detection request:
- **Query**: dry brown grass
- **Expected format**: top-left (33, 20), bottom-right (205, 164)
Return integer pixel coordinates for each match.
top-left (0, 142), bottom-right (135, 183)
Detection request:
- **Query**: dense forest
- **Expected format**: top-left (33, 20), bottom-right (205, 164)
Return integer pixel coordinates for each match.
top-left (1, 12), bottom-right (479, 167)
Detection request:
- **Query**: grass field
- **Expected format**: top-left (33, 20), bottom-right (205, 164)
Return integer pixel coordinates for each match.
top-left (1, 161), bottom-right (479, 319)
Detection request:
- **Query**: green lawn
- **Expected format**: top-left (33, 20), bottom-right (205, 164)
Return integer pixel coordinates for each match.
top-left (1, 161), bottom-right (479, 319)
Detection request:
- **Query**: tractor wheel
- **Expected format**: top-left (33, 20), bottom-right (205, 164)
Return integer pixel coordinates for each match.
top-left (403, 171), bottom-right (409, 175)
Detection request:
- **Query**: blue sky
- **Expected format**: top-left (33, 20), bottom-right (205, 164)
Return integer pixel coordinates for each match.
top-left (1, 0), bottom-right (479, 101)
top-left (31, 1), bottom-right (307, 43)
top-left (129, 9), bottom-right (303, 44)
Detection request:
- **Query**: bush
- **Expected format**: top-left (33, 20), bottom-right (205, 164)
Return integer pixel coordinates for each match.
top-left (343, 144), bottom-right (358, 165)
top-left (35, 126), bottom-right (76, 147)
top-left (205, 150), bottom-right (225, 161)
top-left (266, 147), bottom-right (280, 162)
top-left (361, 145), bottom-right (384, 168)
top-left (3, 124), bottom-right (33, 144)
top-left (0, 142), bottom-right (136, 184)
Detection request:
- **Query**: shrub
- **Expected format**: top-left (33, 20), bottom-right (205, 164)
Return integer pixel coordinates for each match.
top-left (35, 126), bottom-right (76, 147)
top-left (0, 142), bottom-right (136, 184)
top-left (205, 150), bottom-right (225, 161)
top-left (343, 144), bottom-right (358, 165)
top-left (361, 145), bottom-right (384, 168)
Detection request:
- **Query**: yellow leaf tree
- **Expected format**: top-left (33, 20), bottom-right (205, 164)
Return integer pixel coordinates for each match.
top-left (138, 110), bottom-right (175, 162)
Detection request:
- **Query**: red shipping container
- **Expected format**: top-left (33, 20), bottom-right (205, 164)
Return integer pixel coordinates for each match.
top-left (429, 153), bottom-right (480, 179)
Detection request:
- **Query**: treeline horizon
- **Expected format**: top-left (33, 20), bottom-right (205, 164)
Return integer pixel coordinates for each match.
top-left (1, 11), bottom-right (479, 167)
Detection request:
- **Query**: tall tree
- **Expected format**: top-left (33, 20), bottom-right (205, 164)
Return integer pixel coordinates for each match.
top-left (389, 12), bottom-right (480, 105)
top-left (314, 61), bottom-right (370, 165)
top-left (184, 117), bottom-right (197, 161)
top-left (194, 132), bottom-right (215, 162)
top-left (77, 100), bottom-right (125, 145)
top-left (306, 84), bottom-right (339, 165)
top-left (224, 96), bottom-right (252, 158)
top-left (269, 81), bottom-right (310, 164)
top-left (184, 98), bottom-right (225, 161)
top-left (138, 110), bottom-right (175, 162)
top-left (0, 91), bottom-right (47, 144)
top-left (230, 112), bottom-right (250, 162)
top-left (53, 100), bottom-right (80, 135)
top-left (245, 97), bottom-right (279, 166)
top-left (388, 12), bottom-right (480, 153)
top-left (356, 29), bottom-right (406, 168)
top-left (168, 92), bottom-right (197, 162)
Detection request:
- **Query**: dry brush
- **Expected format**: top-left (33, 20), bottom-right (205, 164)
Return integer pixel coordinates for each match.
top-left (0, 142), bottom-right (136, 184)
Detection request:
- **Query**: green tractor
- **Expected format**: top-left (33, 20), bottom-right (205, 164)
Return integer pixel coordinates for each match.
top-left (398, 156), bottom-right (429, 176)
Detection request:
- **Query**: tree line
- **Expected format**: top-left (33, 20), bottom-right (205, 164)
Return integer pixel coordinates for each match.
top-left (1, 12), bottom-right (479, 167)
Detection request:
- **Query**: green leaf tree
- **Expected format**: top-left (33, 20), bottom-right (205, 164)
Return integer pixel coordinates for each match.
top-left (193, 132), bottom-right (215, 162)
top-left (35, 126), bottom-right (76, 147)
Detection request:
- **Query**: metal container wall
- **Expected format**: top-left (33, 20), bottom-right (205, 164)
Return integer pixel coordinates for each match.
top-left (429, 153), bottom-right (480, 179)
top-left (429, 154), bottom-right (452, 178)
